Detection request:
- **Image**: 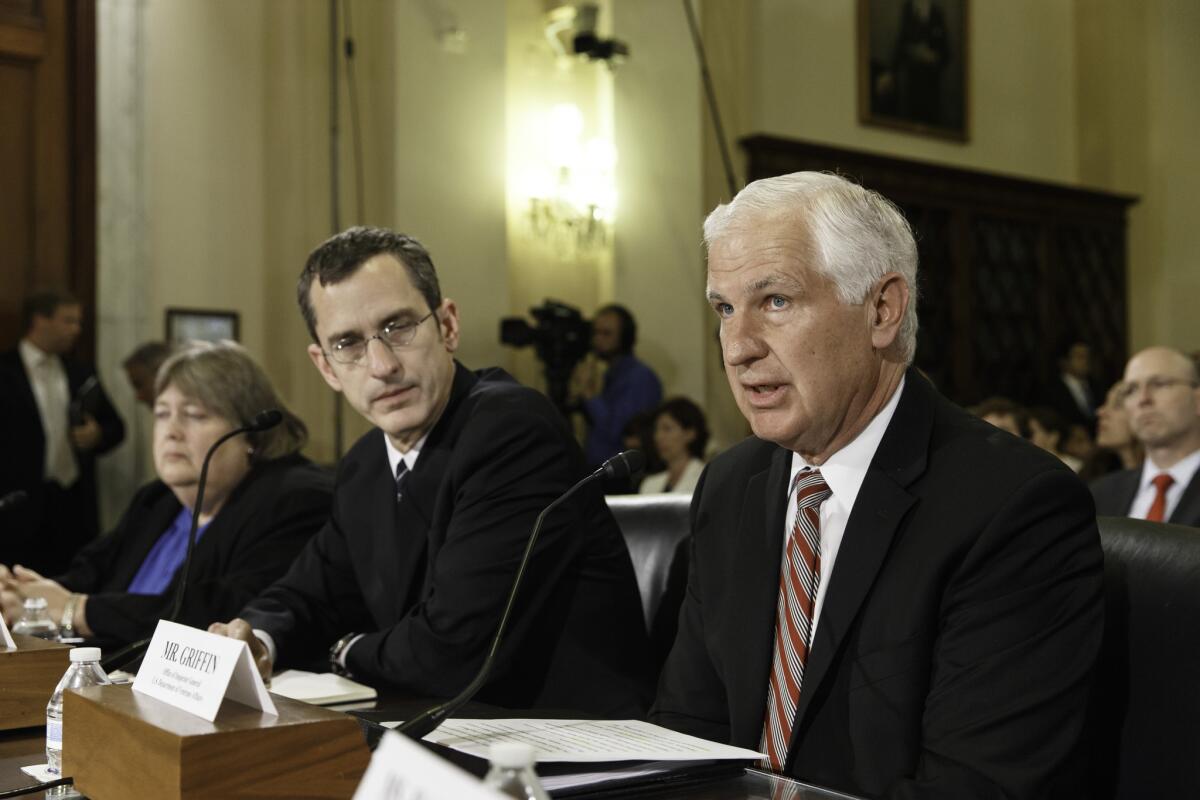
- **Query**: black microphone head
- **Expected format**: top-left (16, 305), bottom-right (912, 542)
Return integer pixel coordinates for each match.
top-left (602, 449), bottom-right (645, 480)
top-left (251, 409), bottom-right (284, 432)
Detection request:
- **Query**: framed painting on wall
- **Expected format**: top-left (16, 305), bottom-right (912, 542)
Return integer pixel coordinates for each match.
top-left (858, 0), bottom-right (969, 141)
top-left (165, 308), bottom-right (240, 344)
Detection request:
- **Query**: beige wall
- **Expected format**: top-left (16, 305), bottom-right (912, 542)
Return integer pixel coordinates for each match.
top-left (98, 0), bottom-right (1199, 500)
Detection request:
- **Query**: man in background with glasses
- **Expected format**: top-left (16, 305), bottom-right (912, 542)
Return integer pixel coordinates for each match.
top-left (1090, 346), bottom-right (1200, 526)
top-left (211, 226), bottom-right (651, 715)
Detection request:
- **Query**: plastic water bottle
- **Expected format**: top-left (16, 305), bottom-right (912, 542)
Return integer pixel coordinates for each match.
top-left (12, 597), bottom-right (59, 640)
top-left (46, 647), bottom-right (111, 775)
top-left (483, 742), bottom-right (550, 800)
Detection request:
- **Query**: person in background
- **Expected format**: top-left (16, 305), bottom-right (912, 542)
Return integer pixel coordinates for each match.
top-left (968, 395), bottom-right (1028, 438)
top-left (1045, 339), bottom-right (1100, 431)
top-left (1090, 346), bottom-right (1200, 526)
top-left (123, 341), bottom-right (174, 408)
top-left (0, 341), bottom-right (330, 647)
top-left (0, 290), bottom-right (126, 574)
top-left (640, 398), bottom-right (709, 496)
top-left (1079, 381), bottom-right (1143, 482)
top-left (574, 304), bottom-right (662, 468)
top-left (1027, 405), bottom-right (1084, 472)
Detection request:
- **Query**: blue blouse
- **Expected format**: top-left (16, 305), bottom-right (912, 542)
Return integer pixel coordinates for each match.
top-left (126, 507), bottom-right (212, 595)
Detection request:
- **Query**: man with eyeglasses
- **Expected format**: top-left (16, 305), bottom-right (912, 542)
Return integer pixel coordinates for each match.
top-left (1090, 346), bottom-right (1200, 526)
top-left (211, 226), bottom-right (652, 716)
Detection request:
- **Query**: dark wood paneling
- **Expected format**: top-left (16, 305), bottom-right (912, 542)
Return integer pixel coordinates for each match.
top-left (0, 0), bottom-right (95, 357)
top-left (741, 134), bottom-right (1136, 406)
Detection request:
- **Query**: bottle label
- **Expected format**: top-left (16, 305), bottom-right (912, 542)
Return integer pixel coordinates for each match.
top-left (46, 719), bottom-right (63, 751)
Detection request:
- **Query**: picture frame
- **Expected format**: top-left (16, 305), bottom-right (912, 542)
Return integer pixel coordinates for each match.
top-left (858, 0), bottom-right (969, 142)
top-left (165, 308), bottom-right (240, 344)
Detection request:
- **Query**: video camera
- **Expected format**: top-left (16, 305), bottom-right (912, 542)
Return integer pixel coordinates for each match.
top-left (500, 300), bottom-right (591, 414)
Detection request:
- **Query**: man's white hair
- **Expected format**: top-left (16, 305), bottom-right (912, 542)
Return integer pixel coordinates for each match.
top-left (703, 172), bottom-right (920, 364)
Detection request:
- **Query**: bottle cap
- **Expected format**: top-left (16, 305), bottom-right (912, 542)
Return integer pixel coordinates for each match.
top-left (24, 597), bottom-right (47, 609)
top-left (488, 742), bottom-right (537, 769)
top-left (70, 647), bottom-right (102, 662)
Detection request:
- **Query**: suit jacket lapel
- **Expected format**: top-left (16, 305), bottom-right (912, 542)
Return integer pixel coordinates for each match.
top-left (792, 372), bottom-right (930, 734)
top-left (1169, 469), bottom-right (1200, 526)
top-left (730, 445), bottom-right (791, 745)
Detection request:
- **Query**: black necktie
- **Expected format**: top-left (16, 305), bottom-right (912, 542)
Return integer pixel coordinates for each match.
top-left (395, 460), bottom-right (409, 502)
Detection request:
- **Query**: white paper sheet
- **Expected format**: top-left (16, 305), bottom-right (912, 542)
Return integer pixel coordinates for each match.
top-left (270, 670), bottom-right (377, 705)
top-left (1, 612), bottom-right (15, 650)
top-left (392, 718), bottom-right (765, 763)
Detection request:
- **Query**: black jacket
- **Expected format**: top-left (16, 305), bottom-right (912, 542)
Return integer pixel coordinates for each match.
top-left (242, 364), bottom-right (653, 716)
top-left (652, 371), bottom-right (1104, 799)
top-left (55, 454), bottom-right (331, 645)
top-left (1090, 465), bottom-right (1200, 527)
top-left (0, 347), bottom-right (125, 569)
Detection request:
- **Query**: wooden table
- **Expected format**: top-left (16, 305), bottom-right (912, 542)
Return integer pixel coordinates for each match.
top-left (0, 695), bottom-right (863, 800)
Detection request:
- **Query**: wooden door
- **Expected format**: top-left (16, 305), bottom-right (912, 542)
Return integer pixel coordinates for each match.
top-left (0, 0), bottom-right (96, 356)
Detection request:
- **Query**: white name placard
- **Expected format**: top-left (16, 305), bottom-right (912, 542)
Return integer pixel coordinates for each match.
top-left (0, 613), bottom-right (14, 650)
top-left (133, 620), bottom-right (277, 721)
top-left (353, 731), bottom-right (507, 800)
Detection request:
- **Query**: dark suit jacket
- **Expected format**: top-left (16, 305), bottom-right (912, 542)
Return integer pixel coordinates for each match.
top-left (652, 371), bottom-right (1104, 799)
top-left (0, 347), bottom-right (125, 568)
top-left (1043, 373), bottom-right (1100, 431)
top-left (1089, 465), bottom-right (1200, 527)
top-left (242, 364), bottom-right (652, 716)
top-left (54, 455), bottom-right (331, 645)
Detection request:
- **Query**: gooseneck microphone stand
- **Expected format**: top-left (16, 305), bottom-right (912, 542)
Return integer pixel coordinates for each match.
top-left (101, 410), bottom-right (284, 673)
top-left (395, 449), bottom-right (645, 741)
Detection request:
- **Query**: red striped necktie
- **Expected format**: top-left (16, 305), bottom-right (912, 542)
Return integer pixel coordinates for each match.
top-left (760, 469), bottom-right (832, 773)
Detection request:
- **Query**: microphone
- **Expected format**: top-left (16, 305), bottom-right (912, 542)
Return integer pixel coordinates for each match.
top-left (102, 409), bottom-right (284, 672)
top-left (395, 449), bottom-right (644, 741)
top-left (0, 490), bottom-right (28, 512)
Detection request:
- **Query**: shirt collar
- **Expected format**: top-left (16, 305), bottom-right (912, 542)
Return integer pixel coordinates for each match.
top-left (19, 338), bottom-right (55, 370)
top-left (789, 375), bottom-right (906, 512)
top-left (1139, 447), bottom-right (1200, 494)
top-left (384, 431), bottom-right (428, 478)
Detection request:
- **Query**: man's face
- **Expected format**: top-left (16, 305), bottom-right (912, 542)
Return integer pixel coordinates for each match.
top-left (706, 215), bottom-right (894, 460)
top-left (1064, 343), bottom-right (1091, 379)
top-left (34, 304), bottom-right (83, 354)
top-left (1122, 348), bottom-right (1200, 450)
top-left (306, 255), bottom-right (460, 450)
top-left (125, 363), bottom-right (156, 407)
top-left (591, 311), bottom-right (622, 360)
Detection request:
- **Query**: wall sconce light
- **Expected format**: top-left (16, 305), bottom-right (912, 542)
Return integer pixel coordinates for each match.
top-left (520, 103), bottom-right (616, 252)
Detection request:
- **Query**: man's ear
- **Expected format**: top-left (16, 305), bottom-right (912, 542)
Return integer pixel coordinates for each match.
top-left (869, 272), bottom-right (909, 352)
top-left (307, 344), bottom-right (344, 393)
top-left (439, 299), bottom-right (460, 353)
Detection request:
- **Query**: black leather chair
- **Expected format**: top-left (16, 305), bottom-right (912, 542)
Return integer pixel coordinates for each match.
top-left (1089, 515), bottom-right (1200, 798)
top-left (606, 494), bottom-right (692, 671)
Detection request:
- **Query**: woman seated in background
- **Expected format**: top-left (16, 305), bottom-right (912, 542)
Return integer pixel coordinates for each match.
top-left (0, 341), bottom-right (331, 647)
top-left (1081, 381), bottom-right (1144, 481)
top-left (1027, 405), bottom-right (1085, 473)
top-left (640, 397), bottom-right (708, 496)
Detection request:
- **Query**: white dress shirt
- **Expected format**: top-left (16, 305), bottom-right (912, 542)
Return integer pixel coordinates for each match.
top-left (784, 376), bottom-right (905, 643)
top-left (1128, 449), bottom-right (1200, 521)
top-left (19, 339), bottom-right (78, 487)
top-left (639, 458), bottom-right (705, 496)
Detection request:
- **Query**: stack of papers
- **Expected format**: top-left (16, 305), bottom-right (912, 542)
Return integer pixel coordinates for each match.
top-left (379, 718), bottom-right (764, 795)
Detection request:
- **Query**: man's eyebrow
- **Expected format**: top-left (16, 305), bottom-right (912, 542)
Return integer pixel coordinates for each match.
top-left (706, 273), bottom-right (802, 303)
top-left (324, 307), bottom-right (416, 345)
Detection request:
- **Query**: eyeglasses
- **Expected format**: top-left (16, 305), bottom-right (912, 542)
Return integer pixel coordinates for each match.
top-left (1115, 376), bottom-right (1199, 403)
top-left (324, 312), bottom-right (435, 365)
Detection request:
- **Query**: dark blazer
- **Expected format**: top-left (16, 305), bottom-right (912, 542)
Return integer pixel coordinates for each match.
top-left (652, 371), bottom-right (1105, 799)
top-left (54, 455), bottom-right (332, 645)
top-left (0, 347), bottom-right (125, 570)
top-left (242, 364), bottom-right (653, 716)
top-left (1089, 466), bottom-right (1200, 527)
